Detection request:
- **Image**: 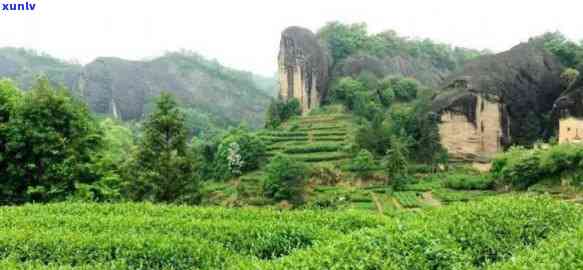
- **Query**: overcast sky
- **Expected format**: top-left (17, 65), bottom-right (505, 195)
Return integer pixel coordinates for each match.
top-left (0, 0), bottom-right (581, 76)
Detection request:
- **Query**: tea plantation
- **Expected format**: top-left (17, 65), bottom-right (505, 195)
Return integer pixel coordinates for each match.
top-left (0, 196), bottom-right (581, 269)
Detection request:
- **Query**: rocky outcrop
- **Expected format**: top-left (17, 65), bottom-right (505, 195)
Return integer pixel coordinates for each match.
top-left (332, 53), bottom-right (450, 88)
top-left (76, 54), bottom-right (272, 127)
top-left (432, 43), bottom-right (563, 161)
top-left (78, 58), bottom-right (150, 120)
top-left (553, 78), bottom-right (583, 143)
top-left (278, 26), bottom-right (330, 112)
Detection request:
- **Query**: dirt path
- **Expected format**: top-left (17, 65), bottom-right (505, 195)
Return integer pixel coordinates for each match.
top-left (370, 193), bottom-right (384, 214)
top-left (391, 197), bottom-right (403, 209)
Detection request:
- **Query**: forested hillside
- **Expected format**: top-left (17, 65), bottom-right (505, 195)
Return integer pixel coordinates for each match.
top-left (317, 22), bottom-right (487, 87)
top-left (0, 48), bottom-right (276, 134)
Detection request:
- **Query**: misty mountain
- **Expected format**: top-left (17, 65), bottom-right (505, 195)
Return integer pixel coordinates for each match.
top-left (0, 47), bottom-right (276, 130)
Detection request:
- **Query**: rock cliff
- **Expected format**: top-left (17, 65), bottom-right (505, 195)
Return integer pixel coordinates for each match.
top-left (431, 43), bottom-right (563, 161)
top-left (278, 26), bottom-right (330, 112)
top-left (553, 78), bottom-right (583, 143)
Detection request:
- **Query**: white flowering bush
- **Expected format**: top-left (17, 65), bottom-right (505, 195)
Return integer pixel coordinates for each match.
top-left (215, 128), bottom-right (266, 179)
top-left (227, 142), bottom-right (244, 176)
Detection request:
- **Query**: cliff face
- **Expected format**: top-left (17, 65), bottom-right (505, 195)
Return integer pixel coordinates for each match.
top-left (278, 26), bottom-right (330, 112)
top-left (0, 49), bottom-right (274, 129)
top-left (553, 78), bottom-right (583, 143)
top-left (78, 58), bottom-right (150, 120)
top-left (432, 43), bottom-right (563, 161)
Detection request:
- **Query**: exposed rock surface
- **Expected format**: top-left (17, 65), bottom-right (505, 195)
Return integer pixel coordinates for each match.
top-left (554, 78), bottom-right (583, 118)
top-left (77, 54), bottom-right (271, 127)
top-left (553, 78), bottom-right (583, 143)
top-left (431, 43), bottom-right (563, 161)
top-left (278, 26), bottom-right (330, 112)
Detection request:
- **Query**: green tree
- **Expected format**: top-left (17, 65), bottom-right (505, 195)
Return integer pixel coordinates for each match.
top-left (355, 114), bottom-right (392, 156)
top-left (384, 135), bottom-right (410, 188)
top-left (378, 87), bottom-right (395, 108)
top-left (3, 78), bottom-right (102, 202)
top-left (265, 100), bottom-right (283, 128)
top-left (330, 77), bottom-right (366, 109)
top-left (0, 79), bottom-right (22, 202)
top-left (387, 77), bottom-right (419, 101)
top-left (561, 68), bottom-right (580, 89)
top-left (317, 22), bottom-right (369, 66)
top-left (537, 31), bottom-right (583, 68)
top-left (127, 93), bottom-right (198, 203)
top-left (263, 155), bottom-right (306, 203)
top-left (78, 118), bottom-right (135, 202)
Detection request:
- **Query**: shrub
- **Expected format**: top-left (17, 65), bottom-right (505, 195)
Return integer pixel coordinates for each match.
top-left (265, 98), bottom-right (302, 128)
top-left (215, 128), bottom-right (266, 179)
top-left (348, 150), bottom-right (376, 180)
top-left (443, 173), bottom-right (494, 190)
top-left (491, 144), bottom-right (583, 189)
top-left (263, 155), bottom-right (306, 203)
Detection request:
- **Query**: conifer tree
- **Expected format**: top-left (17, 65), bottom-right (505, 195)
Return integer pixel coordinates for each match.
top-left (128, 93), bottom-right (198, 203)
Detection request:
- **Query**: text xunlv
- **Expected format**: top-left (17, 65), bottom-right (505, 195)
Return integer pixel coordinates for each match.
top-left (1, 2), bottom-right (36, 11)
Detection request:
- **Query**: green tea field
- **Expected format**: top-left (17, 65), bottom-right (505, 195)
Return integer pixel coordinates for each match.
top-left (0, 196), bottom-right (581, 269)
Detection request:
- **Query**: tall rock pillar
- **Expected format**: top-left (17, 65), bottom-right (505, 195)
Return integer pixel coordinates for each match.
top-left (278, 26), bottom-right (329, 112)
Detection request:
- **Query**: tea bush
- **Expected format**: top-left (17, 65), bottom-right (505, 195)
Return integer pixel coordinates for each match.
top-left (492, 144), bottom-right (583, 189)
top-left (265, 196), bottom-right (582, 269)
top-left (0, 203), bottom-right (390, 269)
top-left (487, 223), bottom-right (583, 270)
top-left (0, 197), bottom-right (580, 269)
top-left (443, 173), bottom-right (494, 190)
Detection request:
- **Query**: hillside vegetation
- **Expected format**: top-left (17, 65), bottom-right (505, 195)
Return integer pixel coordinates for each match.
top-left (2, 24), bottom-right (583, 270)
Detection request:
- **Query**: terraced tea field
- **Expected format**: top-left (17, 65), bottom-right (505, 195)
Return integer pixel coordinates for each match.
top-left (259, 112), bottom-right (355, 166)
top-left (0, 196), bottom-right (581, 269)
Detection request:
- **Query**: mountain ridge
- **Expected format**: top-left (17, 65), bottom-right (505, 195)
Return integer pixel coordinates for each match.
top-left (0, 47), bottom-right (277, 130)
